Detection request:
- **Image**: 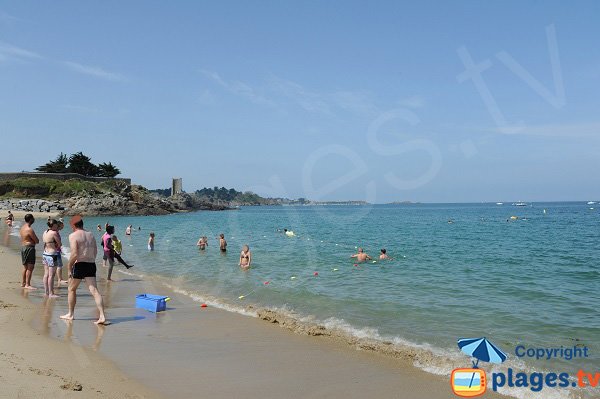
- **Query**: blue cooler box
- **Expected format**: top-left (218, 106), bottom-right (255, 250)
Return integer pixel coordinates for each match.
top-left (136, 294), bottom-right (168, 312)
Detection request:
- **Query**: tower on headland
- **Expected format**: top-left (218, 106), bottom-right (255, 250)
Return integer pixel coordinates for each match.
top-left (171, 178), bottom-right (183, 196)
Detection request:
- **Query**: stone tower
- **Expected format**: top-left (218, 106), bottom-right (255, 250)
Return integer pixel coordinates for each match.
top-left (171, 178), bottom-right (183, 196)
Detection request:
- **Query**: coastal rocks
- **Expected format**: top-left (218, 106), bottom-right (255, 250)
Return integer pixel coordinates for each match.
top-left (62, 189), bottom-right (175, 216)
top-left (0, 199), bottom-right (65, 213)
top-left (2, 180), bottom-right (231, 217)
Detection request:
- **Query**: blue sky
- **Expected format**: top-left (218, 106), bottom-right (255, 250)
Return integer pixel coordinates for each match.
top-left (1, 1), bottom-right (599, 203)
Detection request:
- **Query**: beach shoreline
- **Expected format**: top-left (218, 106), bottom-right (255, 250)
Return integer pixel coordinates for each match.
top-left (0, 248), bottom-right (161, 398)
top-left (0, 228), bottom-right (509, 398)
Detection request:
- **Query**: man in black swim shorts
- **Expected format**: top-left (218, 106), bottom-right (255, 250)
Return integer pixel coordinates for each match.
top-left (60, 215), bottom-right (108, 325)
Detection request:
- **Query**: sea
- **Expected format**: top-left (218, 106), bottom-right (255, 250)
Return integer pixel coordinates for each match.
top-left (3, 202), bottom-right (599, 399)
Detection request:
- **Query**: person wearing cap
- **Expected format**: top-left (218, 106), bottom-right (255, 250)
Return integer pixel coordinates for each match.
top-left (60, 215), bottom-right (108, 325)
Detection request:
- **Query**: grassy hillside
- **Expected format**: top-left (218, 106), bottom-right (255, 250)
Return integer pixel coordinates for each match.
top-left (0, 177), bottom-right (122, 199)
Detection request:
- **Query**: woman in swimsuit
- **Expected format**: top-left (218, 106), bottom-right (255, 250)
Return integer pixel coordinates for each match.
top-left (42, 219), bottom-right (61, 297)
top-left (239, 245), bottom-right (252, 270)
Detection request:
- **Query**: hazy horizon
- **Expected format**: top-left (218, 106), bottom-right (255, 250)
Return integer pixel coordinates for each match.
top-left (1, 2), bottom-right (599, 203)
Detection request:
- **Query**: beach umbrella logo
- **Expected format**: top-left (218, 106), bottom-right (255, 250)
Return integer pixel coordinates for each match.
top-left (451, 337), bottom-right (508, 397)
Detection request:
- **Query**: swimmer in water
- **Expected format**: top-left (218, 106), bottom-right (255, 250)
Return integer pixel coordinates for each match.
top-left (148, 232), bottom-right (155, 251)
top-left (125, 225), bottom-right (132, 236)
top-left (379, 248), bottom-right (390, 260)
top-left (239, 245), bottom-right (252, 269)
top-left (197, 236), bottom-right (208, 250)
top-left (351, 247), bottom-right (372, 263)
top-left (97, 224), bottom-right (102, 232)
top-left (219, 233), bottom-right (227, 252)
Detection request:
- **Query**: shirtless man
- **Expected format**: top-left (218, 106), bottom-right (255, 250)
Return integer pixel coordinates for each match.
top-left (60, 215), bottom-right (108, 325)
top-left (19, 214), bottom-right (39, 289)
top-left (219, 233), bottom-right (227, 252)
top-left (350, 247), bottom-right (372, 263)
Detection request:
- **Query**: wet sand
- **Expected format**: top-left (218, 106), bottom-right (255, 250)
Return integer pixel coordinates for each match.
top-left (0, 248), bottom-right (160, 399)
top-left (0, 235), bottom-right (507, 398)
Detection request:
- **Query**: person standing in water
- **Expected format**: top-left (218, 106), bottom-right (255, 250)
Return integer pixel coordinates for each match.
top-left (219, 233), bottom-right (227, 252)
top-left (102, 226), bottom-right (116, 280)
top-left (350, 247), bottom-right (372, 263)
top-left (54, 220), bottom-right (69, 285)
top-left (196, 236), bottom-right (208, 250)
top-left (6, 210), bottom-right (14, 226)
top-left (19, 214), bottom-right (39, 290)
top-left (379, 249), bottom-right (393, 260)
top-left (60, 215), bottom-right (108, 325)
top-left (239, 245), bottom-right (252, 269)
top-left (125, 225), bottom-right (132, 236)
top-left (148, 232), bottom-right (155, 251)
top-left (42, 219), bottom-right (61, 297)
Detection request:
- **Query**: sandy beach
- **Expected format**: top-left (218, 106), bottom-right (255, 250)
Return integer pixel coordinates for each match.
top-left (0, 248), bottom-right (160, 399)
top-left (0, 232), bottom-right (507, 399)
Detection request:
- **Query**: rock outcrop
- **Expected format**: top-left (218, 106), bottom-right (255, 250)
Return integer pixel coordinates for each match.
top-left (1, 180), bottom-right (231, 216)
top-left (0, 199), bottom-right (65, 213)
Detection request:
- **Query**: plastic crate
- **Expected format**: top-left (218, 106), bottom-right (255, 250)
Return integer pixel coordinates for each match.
top-left (135, 294), bottom-right (168, 313)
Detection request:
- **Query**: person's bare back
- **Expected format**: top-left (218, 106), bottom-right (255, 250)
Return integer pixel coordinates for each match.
top-left (69, 229), bottom-right (97, 263)
top-left (20, 223), bottom-right (39, 246)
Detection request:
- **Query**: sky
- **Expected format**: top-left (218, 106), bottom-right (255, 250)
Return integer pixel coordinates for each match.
top-left (1, 1), bottom-right (599, 203)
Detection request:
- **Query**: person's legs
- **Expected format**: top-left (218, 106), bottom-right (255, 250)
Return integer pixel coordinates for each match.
top-left (48, 267), bottom-right (58, 297)
top-left (21, 265), bottom-right (27, 287)
top-left (24, 264), bottom-right (35, 289)
top-left (84, 277), bottom-right (107, 324)
top-left (107, 256), bottom-right (115, 280)
top-left (43, 264), bottom-right (50, 295)
top-left (115, 253), bottom-right (132, 269)
top-left (60, 278), bottom-right (81, 320)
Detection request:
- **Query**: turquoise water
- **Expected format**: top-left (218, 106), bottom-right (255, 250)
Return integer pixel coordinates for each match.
top-left (4, 202), bottom-right (600, 394)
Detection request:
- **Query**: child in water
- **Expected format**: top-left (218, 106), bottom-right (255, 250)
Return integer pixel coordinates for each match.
top-left (112, 234), bottom-right (133, 269)
top-left (148, 232), bottom-right (155, 251)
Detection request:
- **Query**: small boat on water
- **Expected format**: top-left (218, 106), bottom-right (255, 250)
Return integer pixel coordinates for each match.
top-left (587, 201), bottom-right (596, 205)
top-left (496, 202), bottom-right (503, 205)
top-left (513, 202), bottom-right (527, 207)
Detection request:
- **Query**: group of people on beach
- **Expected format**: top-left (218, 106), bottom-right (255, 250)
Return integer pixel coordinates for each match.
top-left (16, 213), bottom-right (108, 324)
top-left (11, 212), bottom-right (391, 326)
top-left (196, 233), bottom-right (252, 269)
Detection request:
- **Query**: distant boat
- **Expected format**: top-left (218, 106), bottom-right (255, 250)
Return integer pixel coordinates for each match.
top-left (513, 202), bottom-right (527, 207)
top-left (496, 202), bottom-right (503, 205)
top-left (587, 201), bottom-right (596, 205)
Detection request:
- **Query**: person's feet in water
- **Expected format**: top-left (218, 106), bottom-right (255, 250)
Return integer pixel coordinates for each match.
top-left (126, 264), bottom-right (134, 269)
top-left (94, 317), bottom-right (110, 325)
top-left (60, 313), bottom-right (74, 321)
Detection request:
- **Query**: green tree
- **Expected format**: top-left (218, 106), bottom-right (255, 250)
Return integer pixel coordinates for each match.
top-left (35, 153), bottom-right (69, 173)
top-left (68, 152), bottom-right (100, 176)
top-left (97, 162), bottom-right (121, 177)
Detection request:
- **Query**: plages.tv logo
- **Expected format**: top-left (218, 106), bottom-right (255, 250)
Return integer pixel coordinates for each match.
top-left (451, 337), bottom-right (508, 397)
